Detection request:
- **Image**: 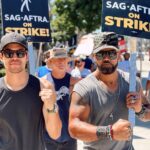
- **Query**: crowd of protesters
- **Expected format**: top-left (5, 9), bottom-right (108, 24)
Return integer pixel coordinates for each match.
top-left (0, 31), bottom-right (150, 150)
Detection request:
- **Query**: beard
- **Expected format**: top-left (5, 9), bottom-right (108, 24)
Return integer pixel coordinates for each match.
top-left (97, 61), bottom-right (118, 74)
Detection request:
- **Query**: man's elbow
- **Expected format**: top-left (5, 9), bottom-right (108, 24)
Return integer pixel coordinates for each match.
top-left (46, 124), bottom-right (62, 140)
top-left (50, 132), bottom-right (61, 140)
top-left (69, 120), bottom-right (79, 139)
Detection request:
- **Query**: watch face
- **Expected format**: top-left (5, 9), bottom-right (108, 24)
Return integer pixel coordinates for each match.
top-left (46, 103), bottom-right (58, 113)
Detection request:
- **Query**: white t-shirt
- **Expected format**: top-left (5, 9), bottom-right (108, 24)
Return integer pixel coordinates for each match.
top-left (71, 68), bottom-right (91, 78)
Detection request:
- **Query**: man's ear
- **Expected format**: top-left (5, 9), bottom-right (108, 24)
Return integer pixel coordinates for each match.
top-left (47, 60), bottom-right (52, 68)
top-left (26, 52), bottom-right (29, 61)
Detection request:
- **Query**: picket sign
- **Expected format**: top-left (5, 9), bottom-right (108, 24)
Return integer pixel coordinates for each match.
top-left (128, 37), bottom-right (137, 127)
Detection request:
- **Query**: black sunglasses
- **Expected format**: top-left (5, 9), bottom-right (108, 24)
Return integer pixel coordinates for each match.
top-left (76, 61), bottom-right (81, 63)
top-left (2, 49), bottom-right (27, 58)
top-left (76, 59), bottom-right (85, 64)
top-left (96, 50), bottom-right (117, 60)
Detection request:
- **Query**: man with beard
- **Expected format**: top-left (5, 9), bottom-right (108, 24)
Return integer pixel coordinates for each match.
top-left (69, 32), bottom-right (144, 150)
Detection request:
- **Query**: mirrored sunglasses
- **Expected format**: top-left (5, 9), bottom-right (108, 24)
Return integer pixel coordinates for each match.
top-left (2, 49), bottom-right (27, 58)
top-left (96, 50), bottom-right (117, 60)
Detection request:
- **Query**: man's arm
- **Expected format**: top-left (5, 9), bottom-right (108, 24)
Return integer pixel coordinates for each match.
top-left (69, 92), bottom-right (132, 142)
top-left (39, 78), bottom-right (62, 139)
top-left (69, 77), bottom-right (81, 93)
top-left (126, 89), bottom-right (150, 121)
top-left (136, 106), bottom-right (150, 121)
top-left (69, 92), bottom-right (98, 142)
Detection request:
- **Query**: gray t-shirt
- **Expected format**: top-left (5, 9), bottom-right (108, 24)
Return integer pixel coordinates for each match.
top-left (73, 70), bottom-right (141, 150)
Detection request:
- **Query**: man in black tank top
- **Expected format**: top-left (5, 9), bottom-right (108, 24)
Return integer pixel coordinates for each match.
top-left (0, 32), bottom-right (62, 150)
top-left (42, 47), bottom-right (80, 150)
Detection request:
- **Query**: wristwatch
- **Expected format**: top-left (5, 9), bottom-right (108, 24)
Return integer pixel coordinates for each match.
top-left (46, 103), bottom-right (58, 113)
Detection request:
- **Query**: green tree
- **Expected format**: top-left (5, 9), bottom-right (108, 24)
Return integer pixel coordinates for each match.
top-left (50, 0), bottom-right (102, 42)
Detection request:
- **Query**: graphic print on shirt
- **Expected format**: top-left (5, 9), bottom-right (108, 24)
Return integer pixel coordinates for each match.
top-left (56, 86), bottom-right (69, 101)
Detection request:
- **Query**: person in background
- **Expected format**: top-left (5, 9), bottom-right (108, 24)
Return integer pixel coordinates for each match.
top-left (42, 47), bottom-right (79, 150)
top-left (118, 52), bottom-right (130, 72)
top-left (148, 47), bottom-right (150, 61)
top-left (145, 72), bottom-right (150, 104)
top-left (69, 32), bottom-right (145, 150)
top-left (71, 56), bottom-right (91, 78)
top-left (35, 50), bottom-right (52, 77)
top-left (85, 56), bottom-right (96, 72)
top-left (84, 56), bottom-right (93, 69)
top-left (0, 32), bottom-right (62, 150)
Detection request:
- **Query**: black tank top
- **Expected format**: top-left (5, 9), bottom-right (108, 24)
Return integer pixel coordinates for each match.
top-left (0, 75), bottom-right (45, 150)
top-left (45, 73), bottom-right (75, 143)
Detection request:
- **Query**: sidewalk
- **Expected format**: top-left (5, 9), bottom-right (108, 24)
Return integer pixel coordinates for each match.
top-left (133, 118), bottom-right (150, 150)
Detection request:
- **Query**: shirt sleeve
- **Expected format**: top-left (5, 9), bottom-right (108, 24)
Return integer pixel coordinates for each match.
top-left (73, 79), bottom-right (90, 105)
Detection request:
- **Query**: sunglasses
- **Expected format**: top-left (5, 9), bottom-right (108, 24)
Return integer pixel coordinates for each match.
top-left (76, 60), bottom-right (82, 63)
top-left (96, 50), bottom-right (117, 60)
top-left (76, 59), bottom-right (85, 64)
top-left (2, 49), bottom-right (27, 58)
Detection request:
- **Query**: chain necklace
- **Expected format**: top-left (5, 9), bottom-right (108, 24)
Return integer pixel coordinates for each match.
top-left (107, 73), bottom-right (133, 150)
top-left (109, 74), bottom-right (122, 120)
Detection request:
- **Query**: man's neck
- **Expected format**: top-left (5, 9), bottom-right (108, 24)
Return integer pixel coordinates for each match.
top-left (51, 70), bottom-right (66, 79)
top-left (4, 71), bottom-right (29, 91)
top-left (94, 70), bottom-right (119, 91)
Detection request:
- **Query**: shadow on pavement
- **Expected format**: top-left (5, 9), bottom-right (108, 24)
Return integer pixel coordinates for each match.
top-left (135, 117), bottom-right (150, 129)
top-left (133, 135), bottom-right (145, 139)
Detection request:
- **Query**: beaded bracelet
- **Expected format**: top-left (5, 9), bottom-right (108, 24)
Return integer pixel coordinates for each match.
top-left (107, 125), bottom-right (113, 140)
top-left (96, 125), bottom-right (113, 140)
top-left (106, 125), bottom-right (113, 140)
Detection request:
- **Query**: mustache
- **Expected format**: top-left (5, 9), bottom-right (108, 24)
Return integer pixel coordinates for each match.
top-left (102, 60), bottom-right (112, 64)
top-left (10, 60), bottom-right (21, 63)
top-left (103, 60), bottom-right (110, 63)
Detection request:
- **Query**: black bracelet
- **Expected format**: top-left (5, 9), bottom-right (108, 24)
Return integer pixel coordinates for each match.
top-left (135, 105), bottom-right (146, 119)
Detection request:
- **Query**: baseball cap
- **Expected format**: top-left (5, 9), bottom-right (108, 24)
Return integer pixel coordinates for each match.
top-left (43, 49), bottom-right (51, 62)
top-left (0, 32), bottom-right (27, 51)
top-left (48, 47), bottom-right (68, 60)
top-left (93, 32), bottom-right (119, 54)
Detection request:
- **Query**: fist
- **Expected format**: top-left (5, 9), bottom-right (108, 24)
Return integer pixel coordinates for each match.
top-left (39, 78), bottom-right (56, 107)
top-left (112, 119), bottom-right (132, 141)
top-left (126, 92), bottom-right (142, 113)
